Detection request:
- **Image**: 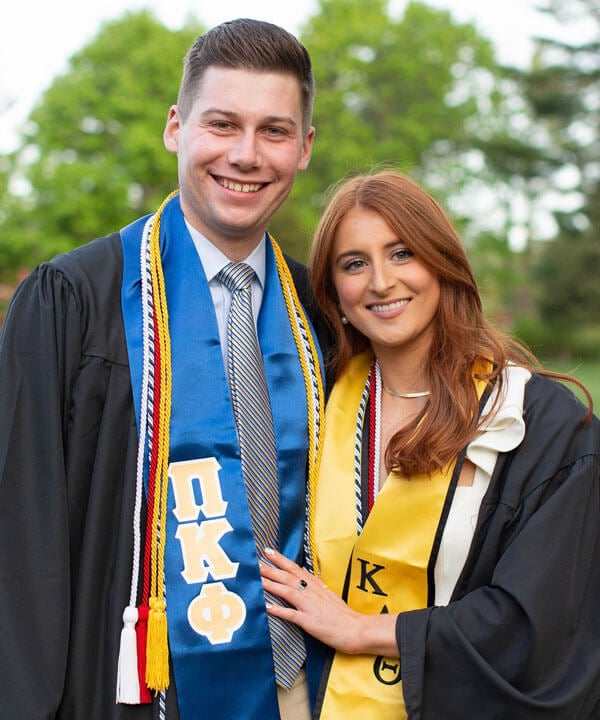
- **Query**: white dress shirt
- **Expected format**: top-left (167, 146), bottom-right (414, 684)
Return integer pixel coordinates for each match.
top-left (185, 220), bottom-right (266, 365)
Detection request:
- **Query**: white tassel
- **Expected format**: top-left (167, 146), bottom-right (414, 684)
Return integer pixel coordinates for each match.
top-left (116, 605), bottom-right (141, 704)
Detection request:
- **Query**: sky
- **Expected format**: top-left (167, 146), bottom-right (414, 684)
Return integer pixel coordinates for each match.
top-left (0, 0), bottom-right (573, 154)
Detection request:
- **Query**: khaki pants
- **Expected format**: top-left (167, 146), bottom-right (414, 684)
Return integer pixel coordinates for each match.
top-left (277, 668), bottom-right (311, 720)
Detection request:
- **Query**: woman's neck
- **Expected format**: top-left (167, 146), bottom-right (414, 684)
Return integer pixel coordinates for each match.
top-left (373, 356), bottom-right (430, 489)
top-left (375, 347), bottom-right (430, 397)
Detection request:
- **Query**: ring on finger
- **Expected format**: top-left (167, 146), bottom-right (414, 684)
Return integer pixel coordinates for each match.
top-left (296, 578), bottom-right (308, 592)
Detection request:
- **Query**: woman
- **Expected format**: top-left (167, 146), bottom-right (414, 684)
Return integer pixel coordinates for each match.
top-left (260, 170), bottom-right (600, 719)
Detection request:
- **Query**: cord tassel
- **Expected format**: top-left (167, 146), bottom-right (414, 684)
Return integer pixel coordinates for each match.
top-left (116, 606), bottom-right (141, 704)
top-left (145, 596), bottom-right (169, 691)
top-left (136, 604), bottom-right (152, 703)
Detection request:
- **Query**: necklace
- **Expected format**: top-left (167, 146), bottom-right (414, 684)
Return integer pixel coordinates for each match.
top-left (381, 383), bottom-right (431, 399)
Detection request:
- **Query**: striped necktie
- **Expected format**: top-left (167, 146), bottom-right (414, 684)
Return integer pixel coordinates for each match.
top-left (218, 261), bottom-right (306, 688)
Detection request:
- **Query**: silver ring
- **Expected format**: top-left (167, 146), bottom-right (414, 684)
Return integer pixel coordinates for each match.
top-left (296, 578), bottom-right (308, 592)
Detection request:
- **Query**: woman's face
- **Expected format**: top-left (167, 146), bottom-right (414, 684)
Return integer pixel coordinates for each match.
top-left (331, 207), bottom-right (441, 360)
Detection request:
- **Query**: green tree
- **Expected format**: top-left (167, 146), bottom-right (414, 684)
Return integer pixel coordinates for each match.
top-left (519, 0), bottom-right (600, 357)
top-left (0, 0), bottom-right (554, 337)
top-left (0, 11), bottom-right (200, 271)
top-left (272, 0), bottom-right (504, 259)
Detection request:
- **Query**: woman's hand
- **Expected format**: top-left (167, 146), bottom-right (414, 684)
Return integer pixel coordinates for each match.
top-left (259, 548), bottom-right (399, 657)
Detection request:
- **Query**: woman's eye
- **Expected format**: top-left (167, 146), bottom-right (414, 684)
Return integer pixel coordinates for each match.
top-left (392, 247), bottom-right (413, 261)
top-left (343, 259), bottom-right (366, 271)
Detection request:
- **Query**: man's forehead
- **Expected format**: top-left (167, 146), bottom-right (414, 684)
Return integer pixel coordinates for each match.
top-left (192, 67), bottom-right (304, 117)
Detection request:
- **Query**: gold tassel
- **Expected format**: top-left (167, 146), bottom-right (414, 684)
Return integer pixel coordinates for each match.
top-left (145, 596), bottom-right (170, 691)
top-left (143, 192), bottom-right (176, 695)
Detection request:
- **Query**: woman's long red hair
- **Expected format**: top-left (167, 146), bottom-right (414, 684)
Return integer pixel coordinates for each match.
top-left (310, 170), bottom-right (592, 476)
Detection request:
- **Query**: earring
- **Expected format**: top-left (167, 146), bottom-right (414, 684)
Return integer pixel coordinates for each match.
top-left (338, 304), bottom-right (349, 325)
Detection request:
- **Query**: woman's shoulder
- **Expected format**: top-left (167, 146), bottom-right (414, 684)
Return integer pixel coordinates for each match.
top-left (524, 370), bottom-right (594, 421)
top-left (518, 370), bottom-right (599, 463)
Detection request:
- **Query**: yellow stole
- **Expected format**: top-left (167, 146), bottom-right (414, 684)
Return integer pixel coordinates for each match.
top-left (314, 351), bottom-right (487, 719)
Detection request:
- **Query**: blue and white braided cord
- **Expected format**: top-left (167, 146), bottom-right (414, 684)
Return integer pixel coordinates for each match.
top-left (354, 373), bottom-right (370, 535)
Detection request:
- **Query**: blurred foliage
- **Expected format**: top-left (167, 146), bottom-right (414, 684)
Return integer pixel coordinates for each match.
top-left (276, 0), bottom-right (502, 256)
top-left (0, 1), bottom-right (508, 273)
top-left (0, 0), bottom-right (598, 363)
top-left (0, 10), bottom-right (201, 277)
top-left (508, 0), bottom-right (600, 359)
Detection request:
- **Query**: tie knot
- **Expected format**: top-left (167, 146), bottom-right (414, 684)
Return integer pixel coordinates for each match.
top-left (218, 262), bottom-right (255, 293)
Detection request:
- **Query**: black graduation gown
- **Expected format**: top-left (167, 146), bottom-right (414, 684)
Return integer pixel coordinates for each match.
top-left (398, 374), bottom-right (600, 718)
top-left (0, 232), bottom-right (326, 720)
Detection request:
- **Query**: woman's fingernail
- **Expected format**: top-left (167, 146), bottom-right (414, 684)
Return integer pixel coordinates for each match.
top-left (264, 547), bottom-right (275, 555)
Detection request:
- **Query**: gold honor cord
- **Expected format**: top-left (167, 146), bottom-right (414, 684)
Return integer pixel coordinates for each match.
top-left (145, 190), bottom-right (177, 692)
top-left (271, 240), bottom-right (325, 576)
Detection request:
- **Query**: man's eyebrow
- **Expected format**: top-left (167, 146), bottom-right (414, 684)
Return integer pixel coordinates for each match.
top-left (200, 108), bottom-right (298, 128)
top-left (200, 107), bottom-right (236, 117)
top-left (263, 114), bottom-right (299, 128)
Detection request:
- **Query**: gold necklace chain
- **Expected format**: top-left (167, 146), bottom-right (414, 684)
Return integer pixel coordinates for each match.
top-left (381, 383), bottom-right (431, 399)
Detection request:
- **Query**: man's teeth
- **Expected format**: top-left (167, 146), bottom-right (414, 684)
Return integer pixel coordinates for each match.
top-left (219, 179), bottom-right (262, 192)
top-left (370, 300), bottom-right (409, 312)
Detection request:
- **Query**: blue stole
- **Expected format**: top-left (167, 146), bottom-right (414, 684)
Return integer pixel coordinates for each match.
top-left (120, 196), bottom-right (314, 719)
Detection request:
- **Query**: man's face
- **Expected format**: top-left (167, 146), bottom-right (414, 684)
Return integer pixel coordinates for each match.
top-left (164, 66), bottom-right (315, 260)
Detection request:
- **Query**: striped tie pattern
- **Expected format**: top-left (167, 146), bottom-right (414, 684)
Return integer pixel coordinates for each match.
top-left (218, 261), bottom-right (306, 688)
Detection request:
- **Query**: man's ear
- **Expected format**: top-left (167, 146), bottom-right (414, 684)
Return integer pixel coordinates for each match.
top-left (297, 126), bottom-right (316, 171)
top-left (163, 105), bottom-right (181, 154)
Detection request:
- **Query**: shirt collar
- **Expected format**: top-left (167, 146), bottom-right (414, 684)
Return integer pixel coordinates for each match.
top-left (185, 220), bottom-right (267, 289)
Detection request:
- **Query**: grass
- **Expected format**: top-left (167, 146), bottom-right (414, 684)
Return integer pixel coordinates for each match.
top-left (544, 359), bottom-right (600, 415)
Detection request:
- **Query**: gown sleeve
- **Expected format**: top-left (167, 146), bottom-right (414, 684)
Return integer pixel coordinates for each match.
top-left (398, 379), bottom-right (600, 719)
top-left (0, 265), bottom-right (80, 717)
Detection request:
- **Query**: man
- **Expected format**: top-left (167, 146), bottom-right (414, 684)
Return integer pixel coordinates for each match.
top-left (0, 19), bottom-right (327, 720)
